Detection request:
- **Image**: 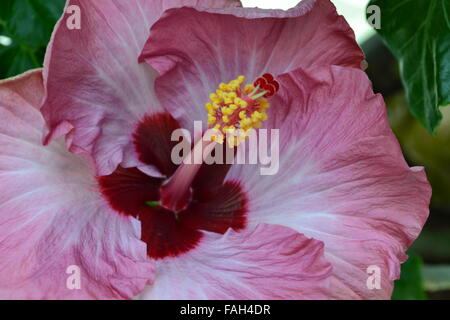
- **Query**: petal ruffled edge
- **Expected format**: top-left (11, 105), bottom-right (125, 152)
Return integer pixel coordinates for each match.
top-left (224, 65), bottom-right (431, 299)
top-left (0, 69), bottom-right (154, 299)
top-left (138, 223), bottom-right (332, 300)
top-left (139, 0), bottom-right (364, 132)
top-left (41, 0), bottom-right (242, 176)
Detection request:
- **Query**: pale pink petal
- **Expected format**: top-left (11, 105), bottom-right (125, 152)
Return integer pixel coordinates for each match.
top-left (0, 70), bottom-right (154, 299)
top-left (42, 0), bottom-right (241, 176)
top-left (140, 0), bottom-right (363, 132)
top-left (225, 66), bottom-right (431, 299)
top-left (138, 224), bottom-right (331, 300)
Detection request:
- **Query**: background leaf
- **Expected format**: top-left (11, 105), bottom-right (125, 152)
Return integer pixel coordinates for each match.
top-left (368, 0), bottom-right (450, 134)
top-left (0, 0), bottom-right (66, 78)
top-left (392, 252), bottom-right (427, 300)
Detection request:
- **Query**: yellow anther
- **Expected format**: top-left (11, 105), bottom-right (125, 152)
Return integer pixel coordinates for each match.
top-left (212, 134), bottom-right (224, 144)
top-left (207, 114), bottom-right (216, 124)
top-left (234, 97), bottom-right (248, 108)
top-left (251, 111), bottom-right (262, 121)
top-left (225, 107), bottom-right (234, 116)
top-left (221, 107), bottom-right (233, 116)
top-left (205, 75), bottom-right (272, 146)
top-left (259, 98), bottom-right (269, 109)
top-left (224, 126), bottom-right (236, 134)
top-left (244, 84), bottom-right (255, 92)
top-left (239, 129), bottom-right (249, 138)
top-left (240, 118), bottom-right (252, 128)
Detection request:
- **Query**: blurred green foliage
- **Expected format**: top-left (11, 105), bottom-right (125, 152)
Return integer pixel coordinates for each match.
top-left (369, 0), bottom-right (450, 134)
top-left (392, 252), bottom-right (427, 300)
top-left (365, 1), bottom-right (450, 299)
top-left (0, 0), bottom-right (65, 78)
top-left (388, 93), bottom-right (450, 206)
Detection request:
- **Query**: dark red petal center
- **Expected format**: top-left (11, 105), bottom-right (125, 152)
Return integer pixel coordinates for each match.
top-left (98, 113), bottom-right (247, 259)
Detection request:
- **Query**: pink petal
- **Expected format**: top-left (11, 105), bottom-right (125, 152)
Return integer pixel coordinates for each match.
top-left (225, 66), bottom-right (431, 299)
top-left (0, 70), bottom-right (154, 299)
top-left (42, 0), bottom-right (241, 176)
top-left (138, 224), bottom-right (332, 299)
top-left (140, 0), bottom-right (363, 132)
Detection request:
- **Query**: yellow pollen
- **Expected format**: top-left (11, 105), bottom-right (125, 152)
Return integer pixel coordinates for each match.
top-left (205, 75), bottom-right (271, 146)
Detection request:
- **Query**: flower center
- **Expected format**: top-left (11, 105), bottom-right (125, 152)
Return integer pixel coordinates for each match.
top-left (206, 74), bottom-right (279, 147)
top-left (99, 75), bottom-right (280, 259)
top-left (159, 74), bottom-right (280, 213)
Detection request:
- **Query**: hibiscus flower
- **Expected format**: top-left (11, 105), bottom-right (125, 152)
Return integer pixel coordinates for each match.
top-left (0, 0), bottom-right (430, 300)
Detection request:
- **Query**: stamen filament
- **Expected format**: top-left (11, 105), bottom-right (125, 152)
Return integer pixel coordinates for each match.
top-left (159, 139), bottom-right (216, 213)
top-left (249, 84), bottom-right (260, 97)
top-left (248, 90), bottom-right (269, 100)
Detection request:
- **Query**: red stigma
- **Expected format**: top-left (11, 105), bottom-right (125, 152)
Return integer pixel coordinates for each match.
top-left (253, 73), bottom-right (280, 98)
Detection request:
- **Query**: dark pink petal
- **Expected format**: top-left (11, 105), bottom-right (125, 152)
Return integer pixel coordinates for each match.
top-left (138, 224), bottom-right (332, 299)
top-left (179, 180), bottom-right (248, 234)
top-left (42, 0), bottom-right (241, 176)
top-left (191, 143), bottom-right (234, 193)
top-left (0, 70), bottom-right (154, 299)
top-left (98, 166), bottom-right (202, 259)
top-left (139, 206), bottom-right (203, 260)
top-left (225, 66), bottom-right (431, 299)
top-left (98, 166), bottom-right (247, 259)
top-left (133, 113), bottom-right (182, 177)
top-left (140, 0), bottom-right (363, 131)
top-left (98, 166), bottom-right (162, 217)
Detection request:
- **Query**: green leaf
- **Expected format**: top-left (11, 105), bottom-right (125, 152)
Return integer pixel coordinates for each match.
top-left (145, 201), bottom-right (160, 208)
top-left (368, 0), bottom-right (450, 134)
top-left (0, 0), bottom-right (66, 78)
top-left (423, 265), bottom-right (450, 292)
top-left (0, 44), bottom-right (37, 78)
top-left (392, 252), bottom-right (427, 300)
